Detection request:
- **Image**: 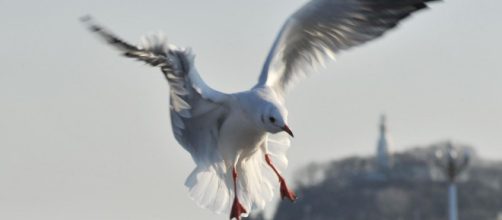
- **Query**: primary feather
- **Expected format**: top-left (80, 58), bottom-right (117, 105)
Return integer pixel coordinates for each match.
top-left (257, 0), bottom-right (440, 96)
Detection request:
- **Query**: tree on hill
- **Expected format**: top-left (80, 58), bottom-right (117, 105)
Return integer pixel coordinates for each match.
top-left (250, 142), bottom-right (502, 220)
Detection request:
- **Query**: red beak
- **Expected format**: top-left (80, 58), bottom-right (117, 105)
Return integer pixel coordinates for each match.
top-left (282, 125), bottom-right (294, 138)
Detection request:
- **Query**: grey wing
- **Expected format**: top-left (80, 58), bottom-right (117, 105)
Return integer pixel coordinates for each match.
top-left (256, 0), bottom-right (439, 96)
top-left (82, 17), bottom-right (229, 164)
top-left (165, 50), bottom-right (228, 164)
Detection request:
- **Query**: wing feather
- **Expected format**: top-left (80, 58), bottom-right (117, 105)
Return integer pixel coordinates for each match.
top-left (256, 0), bottom-right (440, 95)
top-left (82, 16), bottom-right (229, 165)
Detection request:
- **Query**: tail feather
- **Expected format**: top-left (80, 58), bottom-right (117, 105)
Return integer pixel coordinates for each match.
top-left (185, 161), bottom-right (232, 214)
top-left (185, 133), bottom-right (292, 216)
top-left (267, 135), bottom-right (291, 171)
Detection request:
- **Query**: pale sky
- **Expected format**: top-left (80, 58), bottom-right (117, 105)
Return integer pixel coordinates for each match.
top-left (1, 0), bottom-right (501, 219)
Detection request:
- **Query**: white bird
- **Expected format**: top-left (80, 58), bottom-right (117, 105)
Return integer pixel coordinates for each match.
top-left (82, 0), bottom-right (438, 219)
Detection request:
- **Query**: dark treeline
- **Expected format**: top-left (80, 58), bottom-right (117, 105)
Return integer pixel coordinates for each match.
top-left (250, 142), bottom-right (502, 220)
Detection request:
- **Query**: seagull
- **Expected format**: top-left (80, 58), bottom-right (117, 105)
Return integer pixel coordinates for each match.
top-left (82, 0), bottom-right (438, 219)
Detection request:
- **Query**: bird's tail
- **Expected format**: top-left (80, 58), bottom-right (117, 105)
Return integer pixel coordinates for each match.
top-left (184, 133), bottom-right (291, 217)
top-left (185, 159), bottom-right (233, 215)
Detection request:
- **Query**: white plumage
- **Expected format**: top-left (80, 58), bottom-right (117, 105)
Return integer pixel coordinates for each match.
top-left (82, 0), bottom-right (438, 219)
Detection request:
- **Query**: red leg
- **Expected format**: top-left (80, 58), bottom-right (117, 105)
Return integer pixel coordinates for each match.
top-left (230, 167), bottom-right (247, 220)
top-left (265, 154), bottom-right (297, 202)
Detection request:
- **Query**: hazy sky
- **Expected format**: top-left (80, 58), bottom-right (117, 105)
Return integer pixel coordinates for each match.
top-left (1, 0), bottom-right (501, 219)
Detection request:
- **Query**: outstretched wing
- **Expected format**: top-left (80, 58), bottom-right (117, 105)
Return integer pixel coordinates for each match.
top-left (256, 0), bottom-right (439, 96)
top-left (82, 17), bottom-right (229, 164)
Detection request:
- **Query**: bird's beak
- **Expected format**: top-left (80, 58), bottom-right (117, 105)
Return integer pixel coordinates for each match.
top-left (282, 125), bottom-right (294, 138)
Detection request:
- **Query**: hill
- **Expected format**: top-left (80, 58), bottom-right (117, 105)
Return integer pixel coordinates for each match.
top-left (250, 142), bottom-right (502, 220)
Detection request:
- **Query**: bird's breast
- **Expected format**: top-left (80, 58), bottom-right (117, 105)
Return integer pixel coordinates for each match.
top-left (217, 108), bottom-right (266, 163)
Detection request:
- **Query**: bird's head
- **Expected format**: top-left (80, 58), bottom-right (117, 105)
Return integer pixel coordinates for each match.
top-left (260, 103), bottom-right (293, 137)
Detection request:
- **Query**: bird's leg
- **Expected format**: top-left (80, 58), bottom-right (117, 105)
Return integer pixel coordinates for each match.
top-left (230, 167), bottom-right (247, 220)
top-left (265, 154), bottom-right (297, 201)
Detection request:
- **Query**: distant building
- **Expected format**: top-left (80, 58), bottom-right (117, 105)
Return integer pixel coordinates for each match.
top-left (376, 114), bottom-right (392, 169)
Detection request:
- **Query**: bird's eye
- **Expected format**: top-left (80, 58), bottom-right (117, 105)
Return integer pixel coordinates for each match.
top-left (269, 117), bottom-right (276, 123)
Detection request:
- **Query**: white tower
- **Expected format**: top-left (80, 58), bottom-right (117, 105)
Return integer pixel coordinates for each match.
top-left (376, 114), bottom-right (392, 169)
